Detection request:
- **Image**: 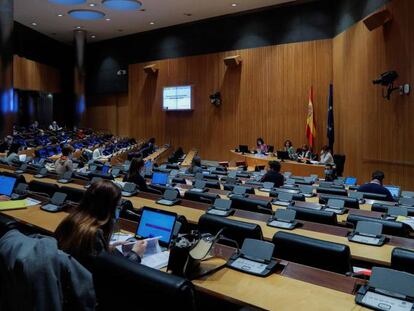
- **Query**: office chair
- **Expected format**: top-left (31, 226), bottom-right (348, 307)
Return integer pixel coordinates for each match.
top-left (333, 154), bottom-right (346, 177)
top-left (204, 181), bottom-right (221, 190)
top-left (172, 177), bottom-right (186, 184)
top-left (319, 194), bottom-right (359, 209)
top-left (346, 214), bottom-right (410, 237)
top-left (287, 206), bottom-right (338, 225)
top-left (28, 180), bottom-right (59, 198)
top-left (269, 191), bottom-right (306, 202)
top-left (60, 186), bottom-right (85, 203)
top-left (230, 196), bottom-right (272, 215)
top-left (357, 192), bottom-right (389, 201)
top-left (0, 214), bottom-right (17, 239)
top-left (86, 252), bottom-right (197, 311)
top-left (316, 187), bottom-right (348, 196)
top-left (371, 203), bottom-right (414, 216)
top-left (184, 191), bottom-right (220, 204)
top-left (391, 248), bottom-right (414, 274)
top-left (223, 185), bottom-right (255, 194)
top-left (273, 231), bottom-right (351, 275)
top-left (198, 214), bottom-right (263, 247)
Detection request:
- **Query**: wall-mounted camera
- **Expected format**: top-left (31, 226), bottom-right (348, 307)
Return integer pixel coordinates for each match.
top-left (210, 92), bottom-right (222, 107)
top-left (373, 71), bottom-right (410, 100)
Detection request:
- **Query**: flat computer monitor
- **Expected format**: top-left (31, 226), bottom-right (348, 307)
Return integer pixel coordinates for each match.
top-left (277, 151), bottom-right (289, 160)
top-left (145, 160), bottom-right (152, 169)
top-left (151, 172), bottom-right (169, 185)
top-left (0, 175), bottom-right (17, 196)
top-left (135, 207), bottom-right (177, 246)
top-left (38, 149), bottom-right (48, 158)
top-left (101, 165), bottom-right (110, 175)
top-left (239, 145), bottom-right (249, 153)
top-left (344, 177), bottom-right (357, 186)
top-left (385, 185), bottom-right (401, 199)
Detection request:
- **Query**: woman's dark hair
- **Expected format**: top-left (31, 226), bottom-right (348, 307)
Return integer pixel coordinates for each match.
top-left (269, 161), bottom-right (281, 172)
top-left (284, 140), bottom-right (292, 148)
top-left (127, 157), bottom-right (145, 181)
top-left (321, 145), bottom-right (330, 152)
top-left (256, 137), bottom-right (264, 146)
top-left (148, 138), bottom-right (156, 144)
top-left (62, 145), bottom-right (74, 157)
top-left (55, 180), bottom-right (121, 258)
top-left (372, 170), bottom-right (385, 182)
top-left (7, 143), bottom-right (20, 156)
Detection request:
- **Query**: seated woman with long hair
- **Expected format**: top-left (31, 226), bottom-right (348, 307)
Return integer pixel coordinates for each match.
top-left (123, 157), bottom-right (148, 191)
top-left (55, 180), bottom-right (146, 264)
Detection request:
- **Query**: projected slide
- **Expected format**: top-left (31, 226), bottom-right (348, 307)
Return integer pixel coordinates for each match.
top-left (163, 86), bottom-right (192, 110)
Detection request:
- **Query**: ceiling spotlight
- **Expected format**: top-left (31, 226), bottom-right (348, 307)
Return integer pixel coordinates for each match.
top-left (69, 9), bottom-right (105, 20)
top-left (89, 3), bottom-right (97, 6)
top-left (231, 3), bottom-right (237, 7)
top-left (105, 18), bottom-right (111, 21)
top-left (91, 35), bottom-right (96, 38)
top-left (102, 0), bottom-right (142, 11)
top-left (57, 13), bottom-right (64, 17)
top-left (75, 26), bottom-right (82, 29)
top-left (149, 21), bottom-right (155, 25)
top-left (31, 22), bottom-right (37, 26)
top-left (48, 0), bottom-right (86, 4)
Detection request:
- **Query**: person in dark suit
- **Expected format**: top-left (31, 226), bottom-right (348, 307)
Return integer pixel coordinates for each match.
top-left (123, 157), bottom-right (148, 191)
top-left (357, 170), bottom-right (395, 201)
top-left (261, 160), bottom-right (284, 187)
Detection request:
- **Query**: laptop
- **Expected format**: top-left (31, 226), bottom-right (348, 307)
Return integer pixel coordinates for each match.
top-left (207, 198), bottom-right (233, 217)
top-left (101, 165), bottom-right (110, 175)
top-left (151, 172), bottom-right (169, 186)
top-left (121, 182), bottom-right (138, 197)
top-left (0, 175), bottom-right (17, 197)
top-left (385, 185), bottom-right (401, 199)
top-left (259, 182), bottom-right (274, 193)
top-left (41, 192), bottom-right (67, 213)
top-left (85, 177), bottom-right (102, 189)
top-left (156, 189), bottom-right (180, 206)
top-left (34, 167), bottom-right (48, 178)
top-left (344, 177), bottom-right (357, 186)
top-left (135, 207), bottom-right (177, 248)
top-left (57, 171), bottom-right (73, 184)
top-left (192, 180), bottom-right (207, 193)
top-left (111, 167), bottom-right (121, 178)
top-left (15, 163), bottom-right (28, 175)
top-left (238, 145), bottom-right (249, 153)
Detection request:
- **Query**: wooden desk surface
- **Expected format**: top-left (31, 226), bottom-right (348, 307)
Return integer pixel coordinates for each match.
top-left (181, 149), bottom-right (198, 167)
top-left (1, 167), bottom-right (409, 265)
top-left (144, 146), bottom-right (170, 163)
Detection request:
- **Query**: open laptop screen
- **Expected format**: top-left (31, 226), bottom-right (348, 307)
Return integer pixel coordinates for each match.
top-left (136, 207), bottom-right (177, 246)
top-left (151, 172), bottom-right (168, 185)
top-left (0, 176), bottom-right (17, 196)
top-left (385, 185), bottom-right (401, 198)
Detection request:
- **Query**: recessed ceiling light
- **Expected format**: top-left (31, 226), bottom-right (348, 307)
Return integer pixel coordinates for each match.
top-left (231, 3), bottom-right (237, 7)
top-left (149, 21), bottom-right (155, 25)
top-left (48, 0), bottom-right (86, 4)
top-left (69, 9), bottom-right (105, 20)
top-left (31, 22), bottom-right (37, 26)
top-left (89, 3), bottom-right (97, 6)
top-left (75, 26), bottom-right (82, 29)
top-left (91, 35), bottom-right (96, 38)
top-left (102, 0), bottom-right (142, 11)
top-left (105, 18), bottom-right (111, 21)
top-left (57, 13), bottom-right (64, 17)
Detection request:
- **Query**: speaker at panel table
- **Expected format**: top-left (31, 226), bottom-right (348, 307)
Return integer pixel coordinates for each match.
top-left (163, 86), bottom-right (192, 111)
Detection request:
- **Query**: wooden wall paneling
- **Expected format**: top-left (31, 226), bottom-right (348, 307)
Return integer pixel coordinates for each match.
top-left (13, 56), bottom-right (61, 93)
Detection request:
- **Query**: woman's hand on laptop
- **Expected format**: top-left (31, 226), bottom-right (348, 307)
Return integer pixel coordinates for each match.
top-left (132, 240), bottom-right (147, 257)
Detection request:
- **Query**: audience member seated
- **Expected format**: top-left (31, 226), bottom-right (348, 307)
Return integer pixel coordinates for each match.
top-left (319, 145), bottom-right (334, 164)
top-left (49, 120), bottom-right (62, 131)
top-left (261, 160), bottom-right (284, 187)
top-left (55, 180), bottom-right (147, 265)
top-left (29, 120), bottom-right (39, 132)
top-left (0, 135), bottom-right (13, 153)
top-left (256, 137), bottom-right (268, 154)
top-left (284, 139), bottom-right (296, 159)
top-left (4, 143), bottom-right (20, 165)
top-left (186, 156), bottom-right (203, 175)
top-left (147, 137), bottom-right (156, 153)
top-left (92, 144), bottom-right (105, 160)
top-left (357, 170), bottom-right (395, 202)
top-left (123, 157), bottom-right (148, 191)
top-left (55, 145), bottom-right (74, 176)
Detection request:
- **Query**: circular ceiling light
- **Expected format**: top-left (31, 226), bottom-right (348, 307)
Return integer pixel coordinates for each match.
top-left (102, 0), bottom-right (142, 11)
top-left (68, 9), bottom-right (105, 20)
top-left (48, 0), bottom-right (86, 4)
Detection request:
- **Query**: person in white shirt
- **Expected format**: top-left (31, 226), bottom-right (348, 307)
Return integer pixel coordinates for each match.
top-left (320, 145), bottom-right (334, 164)
top-left (49, 121), bottom-right (61, 131)
top-left (92, 145), bottom-right (105, 160)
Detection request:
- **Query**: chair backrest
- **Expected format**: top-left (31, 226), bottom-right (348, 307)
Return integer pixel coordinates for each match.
top-left (346, 214), bottom-right (409, 237)
top-left (204, 181), bottom-right (221, 190)
top-left (86, 252), bottom-right (196, 311)
top-left (288, 206), bottom-right (338, 225)
top-left (0, 214), bottom-right (17, 239)
top-left (371, 203), bottom-right (414, 216)
top-left (358, 191), bottom-right (388, 201)
top-left (230, 196), bottom-right (272, 215)
top-left (391, 247), bottom-right (414, 274)
top-left (183, 191), bottom-right (219, 204)
top-left (60, 186), bottom-right (86, 203)
top-left (319, 194), bottom-right (359, 209)
top-left (316, 187), bottom-right (348, 196)
top-left (333, 154), bottom-right (346, 177)
top-left (198, 214), bottom-right (263, 247)
top-left (28, 180), bottom-right (59, 197)
top-left (272, 231), bottom-right (351, 274)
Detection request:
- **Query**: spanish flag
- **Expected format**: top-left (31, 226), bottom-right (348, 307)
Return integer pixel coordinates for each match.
top-left (306, 87), bottom-right (316, 148)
